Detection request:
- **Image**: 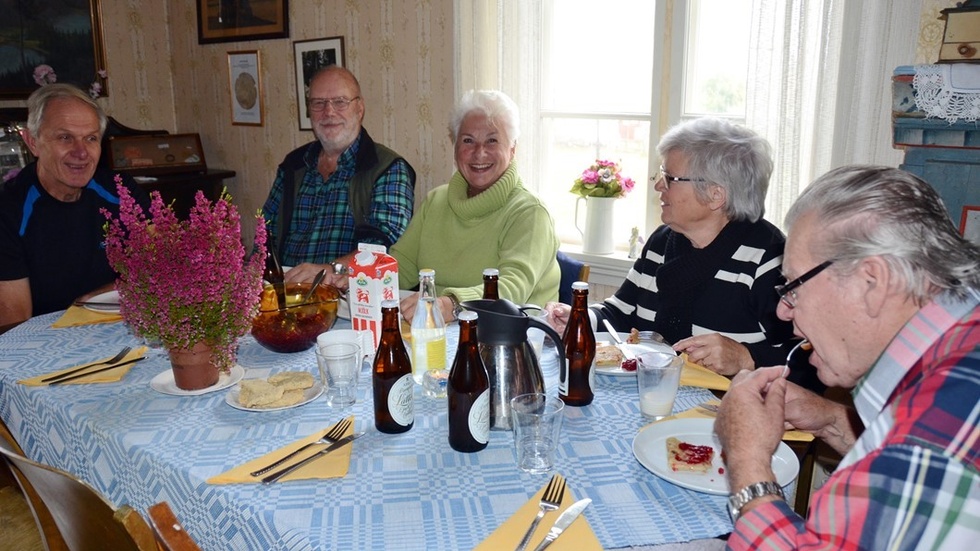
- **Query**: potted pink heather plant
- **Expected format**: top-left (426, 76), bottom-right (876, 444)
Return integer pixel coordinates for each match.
top-left (103, 177), bottom-right (267, 390)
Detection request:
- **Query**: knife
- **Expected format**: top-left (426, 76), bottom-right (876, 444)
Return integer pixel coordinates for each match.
top-left (601, 320), bottom-right (635, 362)
top-left (46, 357), bottom-right (146, 385)
top-left (531, 498), bottom-right (592, 551)
top-left (261, 432), bottom-right (363, 484)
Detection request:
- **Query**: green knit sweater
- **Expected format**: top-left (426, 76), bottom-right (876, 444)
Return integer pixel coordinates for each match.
top-left (391, 163), bottom-right (560, 306)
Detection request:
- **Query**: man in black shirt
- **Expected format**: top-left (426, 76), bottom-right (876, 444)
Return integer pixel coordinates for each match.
top-left (0, 84), bottom-right (148, 325)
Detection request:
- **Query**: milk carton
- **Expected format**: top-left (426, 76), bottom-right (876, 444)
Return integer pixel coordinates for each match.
top-left (348, 243), bottom-right (399, 347)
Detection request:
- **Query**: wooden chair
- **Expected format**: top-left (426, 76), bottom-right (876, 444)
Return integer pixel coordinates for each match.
top-left (0, 436), bottom-right (200, 551)
top-left (556, 251), bottom-right (591, 304)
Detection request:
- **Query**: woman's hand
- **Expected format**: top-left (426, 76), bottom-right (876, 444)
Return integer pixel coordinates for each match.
top-left (544, 301), bottom-right (570, 334)
top-left (672, 333), bottom-right (754, 375)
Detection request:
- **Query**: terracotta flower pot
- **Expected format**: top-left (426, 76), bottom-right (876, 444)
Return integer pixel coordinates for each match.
top-left (167, 342), bottom-right (219, 390)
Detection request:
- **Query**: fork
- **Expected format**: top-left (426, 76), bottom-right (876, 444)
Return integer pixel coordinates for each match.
top-left (40, 346), bottom-right (132, 383)
top-left (249, 418), bottom-right (352, 477)
top-left (515, 474), bottom-right (566, 551)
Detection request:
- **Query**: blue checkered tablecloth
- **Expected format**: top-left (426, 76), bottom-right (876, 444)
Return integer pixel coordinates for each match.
top-left (0, 313), bottom-right (737, 550)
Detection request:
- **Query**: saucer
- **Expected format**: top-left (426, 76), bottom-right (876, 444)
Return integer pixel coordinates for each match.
top-left (150, 364), bottom-right (245, 396)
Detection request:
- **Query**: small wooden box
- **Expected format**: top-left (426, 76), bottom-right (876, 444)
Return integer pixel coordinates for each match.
top-left (106, 134), bottom-right (207, 176)
top-left (938, 4), bottom-right (980, 63)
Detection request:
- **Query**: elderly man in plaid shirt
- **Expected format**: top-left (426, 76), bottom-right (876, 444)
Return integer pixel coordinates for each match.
top-left (716, 165), bottom-right (979, 550)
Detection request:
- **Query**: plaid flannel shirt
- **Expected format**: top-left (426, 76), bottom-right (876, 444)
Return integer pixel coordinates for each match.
top-left (262, 136), bottom-right (414, 265)
top-left (729, 289), bottom-right (980, 550)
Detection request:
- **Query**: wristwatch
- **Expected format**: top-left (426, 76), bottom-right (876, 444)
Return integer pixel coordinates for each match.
top-left (331, 262), bottom-right (347, 276)
top-left (727, 481), bottom-right (784, 522)
top-left (447, 294), bottom-right (463, 320)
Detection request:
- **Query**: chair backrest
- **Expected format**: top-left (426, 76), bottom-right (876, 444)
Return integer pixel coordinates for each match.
top-left (0, 437), bottom-right (198, 551)
top-left (147, 502), bottom-right (203, 551)
top-left (1, 416), bottom-right (67, 550)
top-left (556, 251), bottom-right (591, 304)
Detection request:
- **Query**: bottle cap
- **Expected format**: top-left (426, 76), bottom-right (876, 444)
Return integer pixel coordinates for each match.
top-left (458, 310), bottom-right (478, 322)
top-left (572, 281), bottom-right (589, 290)
top-left (482, 268), bottom-right (499, 277)
top-left (381, 299), bottom-right (400, 309)
top-left (419, 268), bottom-right (435, 277)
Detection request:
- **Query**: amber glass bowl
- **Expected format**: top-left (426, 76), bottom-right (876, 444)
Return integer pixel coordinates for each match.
top-left (251, 282), bottom-right (340, 353)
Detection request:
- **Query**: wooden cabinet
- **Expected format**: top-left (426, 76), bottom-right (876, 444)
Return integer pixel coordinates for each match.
top-left (131, 168), bottom-right (236, 219)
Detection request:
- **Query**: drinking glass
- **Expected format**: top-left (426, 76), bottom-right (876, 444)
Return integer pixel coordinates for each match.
top-left (636, 352), bottom-right (683, 421)
top-left (315, 342), bottom-right (361, 407)
top-left (511, 393), bottom-right (564, 474)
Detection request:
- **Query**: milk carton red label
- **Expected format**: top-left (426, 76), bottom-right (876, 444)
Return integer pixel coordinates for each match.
top-left (349, 244), bottom-right (399, 347)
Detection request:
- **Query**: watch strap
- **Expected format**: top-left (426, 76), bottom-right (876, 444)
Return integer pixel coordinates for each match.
top-left (727, 480), bottom-right (784, 522)
top-left (447, 294), bottom-right (463, 320)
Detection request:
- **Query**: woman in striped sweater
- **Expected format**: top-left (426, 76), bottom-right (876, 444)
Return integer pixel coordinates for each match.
top-left (548, 118), bottom-right (817, 388)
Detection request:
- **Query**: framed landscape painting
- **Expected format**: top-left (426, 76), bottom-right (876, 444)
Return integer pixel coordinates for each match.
top-left (0, 0), bottom-right (107, 100)
top-left (293, 36), bottom-right (345, 130)
top-left (197, 0), bottom-right (289, 44)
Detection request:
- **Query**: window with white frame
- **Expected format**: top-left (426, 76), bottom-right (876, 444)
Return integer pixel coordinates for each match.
top-left (535, 0), bottom-right (752, 253)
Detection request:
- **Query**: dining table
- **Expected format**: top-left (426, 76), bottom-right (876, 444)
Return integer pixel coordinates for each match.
top-left (0, 310), bottom-right (754, 550)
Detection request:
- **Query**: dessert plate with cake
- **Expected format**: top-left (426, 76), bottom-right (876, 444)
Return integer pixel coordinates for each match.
top-left (631, 418), bottom-right (799, 494)
top-left (225, 370), bottom-right (324, 412)
top-left (594, 332), bottom-right (675, 377)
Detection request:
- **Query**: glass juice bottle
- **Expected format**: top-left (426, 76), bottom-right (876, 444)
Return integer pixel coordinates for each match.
top-left (411, 269), bottom-right (448, 398)
top-left (372, 300), bottom-right (414, 433)
top-left (559, 281), bottom-right (596, 406)
top-left (447, 311), bottom-right (490, 452)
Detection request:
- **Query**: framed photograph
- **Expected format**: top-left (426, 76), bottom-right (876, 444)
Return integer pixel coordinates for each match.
top-left (228, 51), bottom-right (263, 126)
top-left (961, 205), bottom-right (980, 246)
top-left (197, 0), bottom-right (289, 44)
top-left (0, 0), bottom-right (108, 100)
top-left (293, 36), bottom-right (345, 130)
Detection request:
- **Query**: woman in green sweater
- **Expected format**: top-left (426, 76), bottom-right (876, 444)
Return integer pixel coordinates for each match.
top-left (391, 90), bottom-right (560, 321)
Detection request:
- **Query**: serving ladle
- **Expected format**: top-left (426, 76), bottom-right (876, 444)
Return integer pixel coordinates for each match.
top-left (300, 269), bottom-right (327, 305)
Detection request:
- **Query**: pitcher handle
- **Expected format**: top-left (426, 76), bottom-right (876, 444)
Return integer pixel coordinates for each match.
top-left (574, 196), bottom-right (585, 238)
top-left (526, 311), bottom-right (567, 370)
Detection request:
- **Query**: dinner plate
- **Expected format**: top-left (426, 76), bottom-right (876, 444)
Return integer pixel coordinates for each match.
top-left (82, 290), bottom-right (121, 314)
top-left (593, 334), bottom-right (676, 377)
top-left (224, 381), bottom-right (324, 412)
top-left (150, 364), bottom-right (245, 396)
top-left (632, 418), bottom-right (799, 495)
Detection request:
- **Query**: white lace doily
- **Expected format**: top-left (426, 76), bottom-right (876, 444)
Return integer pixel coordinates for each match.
top-left (913, 64), bottom-right (980, 123)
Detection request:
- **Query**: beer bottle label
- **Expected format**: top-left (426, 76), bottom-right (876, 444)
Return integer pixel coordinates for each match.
top-left (388, 374), bottom-right (415, 426)
top-left (468, 390), bottom-right (490, 444)
top-left (558, 357), bottom-right (569, 396)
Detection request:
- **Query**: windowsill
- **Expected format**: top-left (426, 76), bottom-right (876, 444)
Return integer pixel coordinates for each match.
top-left (559, 245), bottom-right (635, 287)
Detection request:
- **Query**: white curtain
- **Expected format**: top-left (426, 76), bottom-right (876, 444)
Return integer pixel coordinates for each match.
top-left (746, 0), bottom-right (920, 227)
top-left (456, 0), bottom-right (922, 229)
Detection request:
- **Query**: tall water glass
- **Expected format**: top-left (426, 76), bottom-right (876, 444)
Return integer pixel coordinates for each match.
top-left (511, 393), bottom-right (565, 474)
top-left (636, 352), bottom-right (683, 420)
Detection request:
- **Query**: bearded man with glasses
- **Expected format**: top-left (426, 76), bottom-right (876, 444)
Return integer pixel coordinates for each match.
top-left (716, 165), bottom-right (980, 549)
top-left (262, 65), bottom-right (416, 289)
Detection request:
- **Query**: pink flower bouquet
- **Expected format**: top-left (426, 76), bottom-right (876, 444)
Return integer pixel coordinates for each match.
top-left (103, 178), bottom-right (267, 370)
top-left (570, 159), bottom-right (636, 198)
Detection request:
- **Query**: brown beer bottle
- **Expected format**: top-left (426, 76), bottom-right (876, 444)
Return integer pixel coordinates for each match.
top-left (447, 311), bottom-right (490, 452)
top-left (482, 268), bottom-right (500, 300)
top-left (372, 300), bottom-right (415, 433)
top-left (559, 281), bottom-right (596, 406)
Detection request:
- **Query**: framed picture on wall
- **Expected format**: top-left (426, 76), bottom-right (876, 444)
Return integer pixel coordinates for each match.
top-left (197, 0), bottom-right (289, 44)
top-left (0, 0), bottom-right (107, 100)
top-left (293, 36), bottom-right (345, 130)
top-left (227, 50), bottom-right (263, 126)
top-left (961, 205), bottom-right (980, 246)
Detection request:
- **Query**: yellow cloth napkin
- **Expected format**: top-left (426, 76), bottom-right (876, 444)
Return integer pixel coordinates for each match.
top-left (19, 346), bottom-right (148, 386)
top-left (475, 475), bottom-right (602, 551)
top-left (51, 305), bottom-right (123, 328)
top-left (650, 399), bottom-right (814, 442)
top-left (208, 416), bottom-right (355, 484)
top-left (679, 354), bottom-right (732, 391)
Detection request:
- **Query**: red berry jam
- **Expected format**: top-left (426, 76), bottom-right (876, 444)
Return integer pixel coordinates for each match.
top-left (621, 358), bottom-right (638, 371)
